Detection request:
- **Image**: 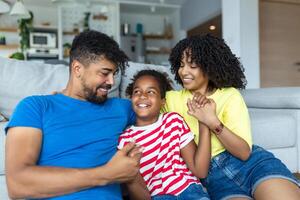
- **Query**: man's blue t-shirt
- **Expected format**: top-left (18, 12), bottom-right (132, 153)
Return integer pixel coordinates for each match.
top-left (6, 94), bottom-right (136, 200)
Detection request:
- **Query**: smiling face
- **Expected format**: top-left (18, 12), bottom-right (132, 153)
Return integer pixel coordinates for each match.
top-left (178, 50), bottom-right (209, 94)
top-left (76, 56), bottom-right (117, 104)
top-left (131, 75), bottom-right (165, 126)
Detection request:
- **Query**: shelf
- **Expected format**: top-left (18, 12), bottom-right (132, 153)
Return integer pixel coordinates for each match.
top-left (0, 27), bottom-right (18, 32)
top-left (144, 34), bottom-right (173, 40)
top-left (0, 44), bottom-right (19, 50)
top-left (63, 31), bottom-right (79, 35)
top-left (146, 50), bottom-right (171, 54)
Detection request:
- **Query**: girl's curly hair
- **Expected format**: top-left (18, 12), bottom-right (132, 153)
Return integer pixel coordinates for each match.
top-left (169, 34), bottom-right (247, 91)
top-left (126, 69), bottom-right (173, 99)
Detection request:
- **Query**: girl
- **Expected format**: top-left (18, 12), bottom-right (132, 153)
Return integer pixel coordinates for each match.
top-left (163, 34), bottom-right (300, 200)
top-left (118, 70), bottom-right (211, 200)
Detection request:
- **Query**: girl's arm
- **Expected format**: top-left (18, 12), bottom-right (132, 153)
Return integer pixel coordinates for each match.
top-left (126, 173), bottom-right (151, 200)
top-left (180, 122), bottom-right (211, 178)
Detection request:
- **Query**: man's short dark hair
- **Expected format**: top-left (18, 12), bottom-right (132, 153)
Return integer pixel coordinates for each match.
top-left (69, 30), bottom-right (129, 73)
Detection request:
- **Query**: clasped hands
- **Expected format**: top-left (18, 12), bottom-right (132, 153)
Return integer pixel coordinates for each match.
top-left (187, 92), bottom-right (219, 129)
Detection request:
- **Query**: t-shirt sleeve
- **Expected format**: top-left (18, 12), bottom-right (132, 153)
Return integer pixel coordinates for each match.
top-left (178, 114), bottom-right (194, 149)
top-left (117, 130), bottom-right (132, 150)
top-left (5, 96), bottom-right (43, 134)
top-left (222, 92), bottom-right (253, 148)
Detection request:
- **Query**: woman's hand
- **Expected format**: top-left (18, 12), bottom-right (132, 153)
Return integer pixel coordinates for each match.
top-left (187, 95), bottom-right (219, 128)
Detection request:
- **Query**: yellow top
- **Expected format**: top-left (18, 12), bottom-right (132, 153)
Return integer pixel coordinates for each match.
top-left (162, 87), bottom-right (252, 157)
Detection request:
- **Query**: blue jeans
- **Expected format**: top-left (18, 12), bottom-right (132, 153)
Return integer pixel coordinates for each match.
top-left (151, 183), bottom-right (210, 200)
top-left (201, 145), bottom-right (300, 200)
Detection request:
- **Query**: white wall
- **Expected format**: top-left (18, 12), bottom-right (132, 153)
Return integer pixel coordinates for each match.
top-left (26, 5), bottom-right (58, 27)
top-left (222, 0), bottom-right (260, 88)
top-left (0, 4), bottom-right (58, 28)
top-left (180, 0), bottom-right (221, 31)
top-left (120, 13), bottom-right (167, 35)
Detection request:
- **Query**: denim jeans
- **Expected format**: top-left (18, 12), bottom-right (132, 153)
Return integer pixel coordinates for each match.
top-left (201, 145), bottom-right (300, 200)
top-left (152, 183), bottom-right (210, 200)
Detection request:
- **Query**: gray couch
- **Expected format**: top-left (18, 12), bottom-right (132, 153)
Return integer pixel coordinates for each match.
top-left (0, 57), bottom-right (299, 199)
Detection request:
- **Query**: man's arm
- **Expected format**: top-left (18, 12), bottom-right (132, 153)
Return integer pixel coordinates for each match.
top-left (6, 127), bottom-right (141, 199)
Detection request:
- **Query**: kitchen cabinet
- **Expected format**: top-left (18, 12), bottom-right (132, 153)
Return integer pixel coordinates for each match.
top-left (56, 1), bottom-right (120, 60)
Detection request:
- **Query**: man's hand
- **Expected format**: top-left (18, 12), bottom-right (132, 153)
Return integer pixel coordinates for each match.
top-left (105, 142), bottom-right (143, 183)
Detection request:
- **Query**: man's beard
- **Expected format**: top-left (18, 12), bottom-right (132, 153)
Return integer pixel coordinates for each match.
top-left (82, 82), bottom-right (112, 104)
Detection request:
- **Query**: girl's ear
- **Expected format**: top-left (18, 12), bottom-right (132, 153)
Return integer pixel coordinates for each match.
top-left (161, 98), bottom-right (166, 107)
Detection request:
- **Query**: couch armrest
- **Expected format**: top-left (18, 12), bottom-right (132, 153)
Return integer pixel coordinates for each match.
top-left (241, 87), bottom-right (300, 109)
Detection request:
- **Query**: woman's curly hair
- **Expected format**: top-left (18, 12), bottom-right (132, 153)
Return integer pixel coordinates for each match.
top-left (126, 69), bottom-right (173, 99)
top-left (70, 30), bottom-right (129, 74)
top-left (169, 34), bottom-right (247, 91)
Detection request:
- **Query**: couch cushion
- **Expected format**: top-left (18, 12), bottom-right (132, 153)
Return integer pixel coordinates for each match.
top-left (241, 87), bottom-right (300, 109)
top-left (0, 122), bottom-right (7, 175)
top-left (120, 62), bottom-right (182, 98)
top-left (0, 58), bottom-right (121, 118)
top-left (249, 109), bottom-right (296, 149)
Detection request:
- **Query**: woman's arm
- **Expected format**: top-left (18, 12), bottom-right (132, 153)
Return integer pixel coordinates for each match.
top-left (208, 118), bottom-right (251, 161)
top-left (188, 96), bottom-right (251, 161)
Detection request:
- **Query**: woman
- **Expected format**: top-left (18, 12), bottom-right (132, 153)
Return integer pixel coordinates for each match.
top-left (162, 34), bottom-right (300, 200)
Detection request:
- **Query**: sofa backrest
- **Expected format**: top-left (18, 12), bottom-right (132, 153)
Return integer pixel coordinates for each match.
top-left (0, 122), bottom-right (8, 199)
top-left (0, 58), bottom-right (121, 119)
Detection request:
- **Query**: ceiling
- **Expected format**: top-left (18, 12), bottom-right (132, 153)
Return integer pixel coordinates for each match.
top-left (4, 0), bottom-right (187, 15)
top-left (4, 0), bottom-right (187, 7)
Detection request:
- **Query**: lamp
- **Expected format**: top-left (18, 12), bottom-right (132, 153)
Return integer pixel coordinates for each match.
top-left (10, 0), bottom-right (30, 19)
top-left (0, 0), bottom-right (10, 13)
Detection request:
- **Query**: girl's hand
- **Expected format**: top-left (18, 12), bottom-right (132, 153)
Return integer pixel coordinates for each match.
top-left (192, 92), bottom-right (210, 107)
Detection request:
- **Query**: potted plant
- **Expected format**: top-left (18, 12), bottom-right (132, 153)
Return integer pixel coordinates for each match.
top-left (18, 11), bottom-right (33, 52)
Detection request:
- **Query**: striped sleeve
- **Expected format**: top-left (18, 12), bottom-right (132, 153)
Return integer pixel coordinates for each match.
top-left (117, 130), bottom-right (132, 150)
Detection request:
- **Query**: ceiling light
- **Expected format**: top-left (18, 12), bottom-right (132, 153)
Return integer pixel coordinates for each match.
top-left (10, 0), bottom-right (30, 19)
top-left (209, 25), bottom-right (216, 30)
top-left (0, 0), bottom-right (10, 13)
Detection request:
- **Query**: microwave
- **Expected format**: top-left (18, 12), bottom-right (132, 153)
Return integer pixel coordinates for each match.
top-left (29, 31), bottom-right (57, 49)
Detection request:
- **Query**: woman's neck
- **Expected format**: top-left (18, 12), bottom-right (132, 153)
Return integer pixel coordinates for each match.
top-left (191, 87), bottom-right (216, 96)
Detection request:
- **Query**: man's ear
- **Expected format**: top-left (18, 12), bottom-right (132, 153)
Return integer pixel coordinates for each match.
top-left (71, 60), bottom-right (83, 78)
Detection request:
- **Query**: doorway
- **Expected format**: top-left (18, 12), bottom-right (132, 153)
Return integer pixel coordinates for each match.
top-left (260, 0), bottom-right (300, 87)
top-left (187, 15), bottom-right (222, 38)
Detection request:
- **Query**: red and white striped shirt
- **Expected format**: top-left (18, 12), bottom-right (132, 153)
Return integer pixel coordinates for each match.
top-left (118, 112), bottom-right (200, 196)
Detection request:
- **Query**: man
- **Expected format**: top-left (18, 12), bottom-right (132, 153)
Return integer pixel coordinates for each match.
top-left (5, 30), bottom-right (143, 200)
